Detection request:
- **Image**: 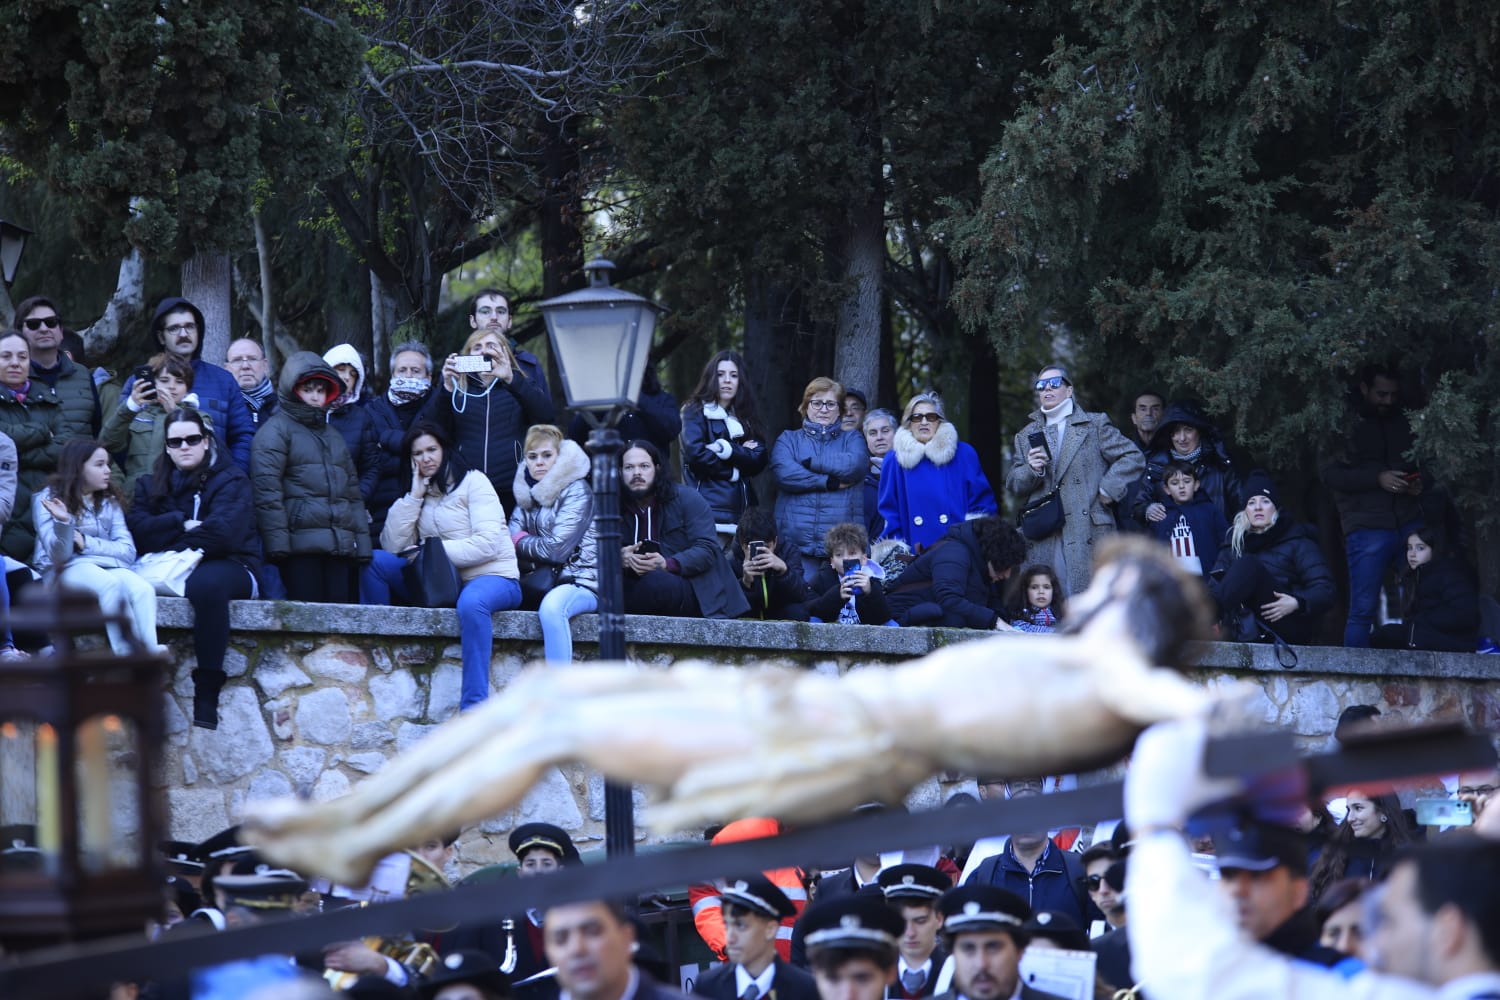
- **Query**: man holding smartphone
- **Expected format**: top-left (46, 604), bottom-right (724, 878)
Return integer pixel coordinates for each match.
top-left (619, 440), bottom-right (750, 619)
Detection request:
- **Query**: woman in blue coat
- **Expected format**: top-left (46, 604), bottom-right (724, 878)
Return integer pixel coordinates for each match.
top-left (877, 391), bottom-right (996, 552)
top-left (771, 377), bottom-right (867, 581)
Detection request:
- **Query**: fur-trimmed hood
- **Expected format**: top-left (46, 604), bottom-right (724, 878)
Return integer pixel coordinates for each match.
top-left (892, 421), bottom-right (958, 469)
top-left (512, 437), bottom-right (590, 510)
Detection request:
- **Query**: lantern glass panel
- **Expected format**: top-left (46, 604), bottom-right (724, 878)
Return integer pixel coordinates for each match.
top-left (75, 715), bottom-right (139, 873)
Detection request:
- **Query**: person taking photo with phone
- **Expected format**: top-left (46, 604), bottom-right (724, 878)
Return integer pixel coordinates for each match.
top-left (729, 506), bottom-right (809, 621)
top-left (806, 522), bottom-right (893, 625)
top-left (102, 353), bottom-right (209, 495)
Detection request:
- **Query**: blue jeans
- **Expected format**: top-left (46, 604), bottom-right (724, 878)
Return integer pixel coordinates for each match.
top-left (361, 551), bottom-right (521, 709)
top-left (538, 583), bottom-right (598, 664)
top-left (1342, 526), bottom-right (1411, 647)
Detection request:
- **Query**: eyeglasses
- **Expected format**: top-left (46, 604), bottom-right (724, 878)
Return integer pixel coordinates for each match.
top-left (227, 355), bottom-right (263, 366)
top-left (165, 434), bottom-right (206, 449)
top-left (22, 316), bottom-right (59, 331)
top-left (164, 322), bottom-right (198, 335)
top-left (1457, 785), bottom-right (1497, 796)
top-left (909, 413), bottom-right (943, 425)
top-left (808, 400), bottom-right (839, 410)
top-left (1034, 376), bottom-right (1071, 391)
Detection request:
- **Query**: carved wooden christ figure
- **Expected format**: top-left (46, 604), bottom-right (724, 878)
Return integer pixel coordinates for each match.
top-left (244, 538), bottom-right (1220, 884)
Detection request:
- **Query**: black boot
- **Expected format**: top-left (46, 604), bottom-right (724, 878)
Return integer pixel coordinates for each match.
top-left (191, 669), bottom-right (224, 731)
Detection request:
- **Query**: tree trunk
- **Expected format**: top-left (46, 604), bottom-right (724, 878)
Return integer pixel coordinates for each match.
top-left (252, 213), bottom-right (279, 374)
top-left (966, 340), bottom-right (1004, 489)
top-left (539, 114), bottom-right (584, 401)
top-left (181, 251), bottom-right (233, 364)
top-left (370, 271), bottom-right (399, 369)
top-left (744, 273), bottom-right (808, 506)
top-left (833, 193), bottom-right (883, 402)
top-left (80, 249), bottom-right (146, 361)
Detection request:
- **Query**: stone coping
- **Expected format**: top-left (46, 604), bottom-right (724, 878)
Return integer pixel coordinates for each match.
top-left (155, 598), bottom-right (1500, 680)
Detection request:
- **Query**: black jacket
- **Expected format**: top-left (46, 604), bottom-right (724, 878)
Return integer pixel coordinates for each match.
top-left (1135, 402), bottom-right (1243, 524)
top-left (693, 959), bottom-right (819, 1000)
top-left (1263, 907), bottom-right (1350, 969)
top-left (1211, 516), bottom-right (1336, 639)
top-left (1320, 393), bottom-right (1424, 534)
top-left (623, 482), bottom-right (751, 620)
top-left (730, 547), bottom-right (811, 621)
top-left (326, 395), bottom-right (382, 503)
top-left (884, 522), bottom-right (1003, 630)
top-left (680, 401), bottom-right (769, 523)
top-left (569, 384), bottom-right (682, 457)
top-left (1395, 556), bottom-right (1481, 652)
top-left (128, 450), bottom-right (263, 583)
top-left (365, 388), bottom-right (432, 533)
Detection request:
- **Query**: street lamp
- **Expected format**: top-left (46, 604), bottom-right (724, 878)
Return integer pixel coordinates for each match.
top-left (0, 219), bottom-right (32, 287)
top-left (538, 259), bottom-right (662, 858)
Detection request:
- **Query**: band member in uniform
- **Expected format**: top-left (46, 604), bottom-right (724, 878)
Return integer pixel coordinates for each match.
top-left (877, 865), bottom-right (949, 999)
top-left (800, 895), bottom-right (906, 1000)
top-left (930, 885), bottom-right (1068, 1000)
top-left (694, 876), bottom-right (818, 1000)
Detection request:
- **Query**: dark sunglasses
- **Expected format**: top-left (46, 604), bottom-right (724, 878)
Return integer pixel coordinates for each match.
top-left (1083, 874), bottom-right (1105, 889)
top-left (22, 316), bottom-right (60, 331)
top-left (165, 434), bottom-right (206, 450)
top-left (1034, 376), bottom-right (1071, 390)
top-left (909, 413), bottom-right (943, 425)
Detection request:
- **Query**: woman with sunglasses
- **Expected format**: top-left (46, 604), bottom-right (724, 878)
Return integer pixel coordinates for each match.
top-left (771, 376), bottom-right (868, 581)
top-left (876, 391), bottom-right (996, 553)
top-left (1005, 364), bottom-right (1143, 598)
top-left (128, 409), bottom-right (262, 730)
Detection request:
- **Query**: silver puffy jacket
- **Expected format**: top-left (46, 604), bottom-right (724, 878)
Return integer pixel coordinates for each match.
top-left (508, 438), bottom-right (598, 590)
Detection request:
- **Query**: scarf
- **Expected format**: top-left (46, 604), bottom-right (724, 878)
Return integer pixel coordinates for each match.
top-left (243, 376), bottom-right (275, 412)
top-left (1041, 397), bottom-right (1073, 452)
top-left (387, 376), bottom-right (430, 406)
top-left (701, 401), bottom-right (745, 440)
top-left (1171, 445), bottom-right (1203, 463)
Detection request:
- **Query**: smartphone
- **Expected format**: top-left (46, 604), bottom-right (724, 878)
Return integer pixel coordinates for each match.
top-left (637, 539), bottom-right (661, 555)
top-left (748, 541), bottom-right (765, 559)
top-left (133, 363), bottom-right (155, 388)
top-left (1414, 798), bottom-right (1472, 827)
top-left (1027, 430), bottom-right (1050, 458)
top-left (453, 354), bottom-right (492, 374)
top-left (842, 558), bottom-right (860, 575)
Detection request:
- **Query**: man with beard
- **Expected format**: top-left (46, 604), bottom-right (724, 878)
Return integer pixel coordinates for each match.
top-left (619, 439), bottom-right (750, 619)
top-left (931, 885), bottom-right (1067, 1000)
top-left (693, 875), bottom-right (818, 1000)
top-left (1321, 363), bottom-right (1427, 647)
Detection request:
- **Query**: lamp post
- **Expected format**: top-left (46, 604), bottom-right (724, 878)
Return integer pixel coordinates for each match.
top-left (0, 219), bottom-right (32, 287)
top-left (538, 259), bottom-right (662, 857)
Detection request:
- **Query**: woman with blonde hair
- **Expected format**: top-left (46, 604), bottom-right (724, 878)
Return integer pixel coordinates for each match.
top-left (509, 424), bottom-right (598, 663)
top-left (422, 326), bottom-right (554, 512)
top-left (1208, 471), bottom-right (1334, 645)
top-left (877, 390), bottom-right (996, 552)
top-left (771, 377), bottom-right (868, 581)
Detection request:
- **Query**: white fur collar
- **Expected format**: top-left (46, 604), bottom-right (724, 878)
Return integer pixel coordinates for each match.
top-left (512, 438), bottom-right (590, 509)
top-left (892, 422), bottom-right (958, 469)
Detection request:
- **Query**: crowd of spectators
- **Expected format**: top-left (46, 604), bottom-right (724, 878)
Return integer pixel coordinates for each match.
top-left (0, 291), bottom-right (1490, 730)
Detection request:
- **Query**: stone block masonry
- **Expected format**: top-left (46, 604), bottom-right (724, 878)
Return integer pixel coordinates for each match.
top-left (148, 600), bottom-right (1497, 875)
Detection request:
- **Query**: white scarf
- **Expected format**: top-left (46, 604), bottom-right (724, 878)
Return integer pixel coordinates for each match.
top-left (1041, 398), bottom-right (1074, 451)
top-left (701, 401), bottom-right (745, 440)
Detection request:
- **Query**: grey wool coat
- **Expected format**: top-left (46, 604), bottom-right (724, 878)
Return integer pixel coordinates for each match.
top-left (1005, 405), bottom-right (1144, 597)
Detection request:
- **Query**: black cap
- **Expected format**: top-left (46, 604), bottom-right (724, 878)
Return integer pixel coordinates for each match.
top-left (877, 864), bottom-right (949, 902)
top-left (798, 896), bottom-right (904, 954)
top-left (161, 840), bottom-right (206, 876)
top-left (214, 870), bottom-right (309, 911)
top-left (508, 823), bottom-right (581, 866)
top-left (1213, 823), bottom-right (1308, 876)
top-left (1242, 470), bottom-right (1279, 509)
top-left (721, 875), bottom-right (797, 921)
top-left (1022, 911), bottom-right (1089, 952)
top-left (938, 884), bottom-right (1030, 935)
top-left (417, 950), bottom-right (511, 999)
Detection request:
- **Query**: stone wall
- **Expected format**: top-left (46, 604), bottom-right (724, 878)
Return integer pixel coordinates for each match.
top-left (146, 600), bottom-right (1498, 874)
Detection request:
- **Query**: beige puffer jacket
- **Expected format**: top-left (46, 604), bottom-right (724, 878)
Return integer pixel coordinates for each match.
top-left (380, 469), bottom-right (518, 582)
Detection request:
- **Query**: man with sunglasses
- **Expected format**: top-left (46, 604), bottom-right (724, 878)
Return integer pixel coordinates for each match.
top-left (1005, 364), bottom-right (1143, 598)
top-left (15, 294), bottom-right (101, 440)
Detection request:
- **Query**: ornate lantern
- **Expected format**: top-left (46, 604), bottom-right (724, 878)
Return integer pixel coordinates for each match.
top-left (0, 586), bottom-right (168, 949)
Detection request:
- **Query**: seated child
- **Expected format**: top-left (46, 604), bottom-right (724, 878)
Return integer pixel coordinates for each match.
top-left (807, 521), bottom-right (894, 625)
top-left (730, 507), bottom-right (810, 621)
top-left (1372, 524), bottom-right (1480, 653)
top-left (101, 353), bottom-right (209, 495)
top-left (1007, 563), bottom-right (1065, 632)
top-left (1145, 459), bottom-right (1227, 576)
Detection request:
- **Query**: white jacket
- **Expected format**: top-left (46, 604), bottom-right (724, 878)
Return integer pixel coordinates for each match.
top-left (32, 489), bottom-right (137, 573)
top-left (380, 470), bottom-right (518, 582)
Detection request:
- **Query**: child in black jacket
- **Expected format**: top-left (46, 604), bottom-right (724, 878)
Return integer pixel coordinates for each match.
top-left (1373, 526), bottom-right (1479, 652)
top-left (731, 507), bottom-right (810, 621)
top-left (806, 522), bottom-right (894, 625)
top-left (1146, 460), bottom-right (1229, 577)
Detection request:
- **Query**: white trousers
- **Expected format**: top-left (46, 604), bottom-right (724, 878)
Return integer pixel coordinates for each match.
top-left (59, 562), bottom-right (160, 654)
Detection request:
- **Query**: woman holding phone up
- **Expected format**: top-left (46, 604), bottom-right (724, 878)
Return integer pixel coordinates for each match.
top-left (1005, 364), bottom-right (1143, 598)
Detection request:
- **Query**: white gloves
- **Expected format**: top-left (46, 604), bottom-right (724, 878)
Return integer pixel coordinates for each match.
top-left (1124, 715), bottom-right (1245, 832)
top-left (707, 438), bottom-right (733, 460)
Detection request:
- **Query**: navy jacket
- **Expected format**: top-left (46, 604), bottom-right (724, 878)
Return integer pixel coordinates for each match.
top-left (693, 959), bottom-right (818, 1000)
top-left (884, 522), bottom-right (1003, 630)
top-left (326, 396), bottom-right (383, 503)
top-left (127, 450), bottom-right (263, 583)
top-left (1146, 494), bottom-right (1229, 575)
top-left (966, 841), bottom-right (1089, 928)
top-left (422, 372), bottom-right (554, 503)
top-left (570, 386), bottom-right (682, 458)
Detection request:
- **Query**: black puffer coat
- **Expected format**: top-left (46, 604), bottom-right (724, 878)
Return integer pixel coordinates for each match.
top-left (250, 352), bottom-right (372, 561)
top-left (1134, 401), bottom-right (1243, 523)
top-left (128, 449), bottom-right (263, 583)
top-left (1211, 516), bottom-right (1335, 641)
top-left (420, 366), bottom-right (553, 504)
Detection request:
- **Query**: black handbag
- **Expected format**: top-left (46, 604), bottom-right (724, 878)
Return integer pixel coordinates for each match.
top-left (1019, 488), bottom-right (1065, 541)
top-left (403, 536), bottom-right (461, 608)
top-left (518, 565), bottom-right (560, 611)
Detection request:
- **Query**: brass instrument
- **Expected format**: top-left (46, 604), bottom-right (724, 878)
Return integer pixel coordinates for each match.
top-left (499, 917), bottom-right (518, 974)
top-left (325, 850), bottom-right (450, 991)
